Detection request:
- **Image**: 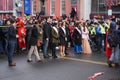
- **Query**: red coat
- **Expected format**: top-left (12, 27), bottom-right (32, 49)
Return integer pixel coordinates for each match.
top-left (106, 30), bottom-right (112, 58)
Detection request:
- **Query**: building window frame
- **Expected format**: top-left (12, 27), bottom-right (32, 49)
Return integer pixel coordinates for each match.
top-left (60, 0), bottom-right (66, 16)
top-left (32, 0), bottom-right (36, 16)
top-left (50, 0), bottom-right (55, 16)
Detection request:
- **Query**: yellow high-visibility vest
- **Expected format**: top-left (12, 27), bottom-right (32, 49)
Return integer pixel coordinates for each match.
top-left (100, 25), bottom-right (106, 34)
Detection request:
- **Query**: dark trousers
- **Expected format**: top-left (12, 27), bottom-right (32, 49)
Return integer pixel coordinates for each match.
top-left (51, 43), bottom-right (57, 57)
top-left (96, 34), bottom-right (102, 51)
top-left (102, 34), bottom-right (106, 51)
top-left (3, 39), bottom-right (8, 54)
top-left (7, 40), bottom-right (16, 64)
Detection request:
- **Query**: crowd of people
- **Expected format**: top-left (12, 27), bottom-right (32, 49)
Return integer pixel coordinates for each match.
top-left (0, 15), bottom-right (120, 67)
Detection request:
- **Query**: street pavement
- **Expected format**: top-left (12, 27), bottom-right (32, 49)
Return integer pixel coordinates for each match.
top-left (0, 48), bottom-right (120, 80)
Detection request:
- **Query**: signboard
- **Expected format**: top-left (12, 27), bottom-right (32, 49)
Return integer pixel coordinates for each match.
top-left (24, 0), bottom-right (31, 15)
top-left (108, 9), bottom-right (112, 16)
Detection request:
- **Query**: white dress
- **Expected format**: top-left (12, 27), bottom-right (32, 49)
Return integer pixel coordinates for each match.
top-left (81, 26), bottom-right (92, 54)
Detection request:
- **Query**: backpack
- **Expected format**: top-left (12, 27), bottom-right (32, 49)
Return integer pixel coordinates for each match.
top-left (108, 30), bottom-right (119, 47)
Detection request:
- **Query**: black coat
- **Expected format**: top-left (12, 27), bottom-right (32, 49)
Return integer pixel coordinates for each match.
top-left (59, 27), bottom-right (67, 45)
top-left (8, 25), bottom-right (17, 41)
top-left (72, 28), bottom-right (82, 45)
top-left (29, 25), bottom-right (39, 46)
top-left (43, 22), bottom-right (51, 40)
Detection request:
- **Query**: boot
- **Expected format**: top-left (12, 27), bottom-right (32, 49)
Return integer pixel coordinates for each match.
top-left (107, 61), bottom-right (113, 67)
top-left (114, 63), bottom-right (119, 68)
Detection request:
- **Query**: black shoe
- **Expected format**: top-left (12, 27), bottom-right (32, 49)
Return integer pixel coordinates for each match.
top-left (107, 61), bottom-right (113, 67)
top-left (37, 60), bottom-right (42, 62)
top-left (52, 56), bottom-right (58, 59)
top-left (43, 55), bottom-right (49, 59)
top-left (65, 53), bottom-right (69, 55)
top-left (78, 52), bottom-right (82, 54)
top-left (27, 60), bottom-right (33, 62)
top-left (114, 63), bottom-right (119, 68)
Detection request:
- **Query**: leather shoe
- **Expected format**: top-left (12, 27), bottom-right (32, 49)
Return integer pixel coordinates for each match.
top-left (9, 62), bottom-right (16, 66)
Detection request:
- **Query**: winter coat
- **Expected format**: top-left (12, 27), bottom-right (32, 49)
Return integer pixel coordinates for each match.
top-left (29, 25), bottom-right (39, 46)
top-left (51, 26), bottom-right (60, 45)
top-left (72, 27), bottom-right (82, 45)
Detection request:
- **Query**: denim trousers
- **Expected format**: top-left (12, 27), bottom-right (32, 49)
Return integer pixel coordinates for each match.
top-left (110, 45), bottom-right (120, 63)
top-left (7, 40), bottom-right (16, 64)
top-left (3, 39), bottom-right (8, 54)
top-left (43, 40), bottom-right (49, 56)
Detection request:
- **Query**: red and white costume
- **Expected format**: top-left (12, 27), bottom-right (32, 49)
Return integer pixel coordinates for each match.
top-left (16, 18), bottom-right (26, 49)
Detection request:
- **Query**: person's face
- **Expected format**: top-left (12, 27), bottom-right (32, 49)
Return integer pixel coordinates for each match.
top-left (13, 22), bottom-right (16, 27)
top-left (29, 20), bottom-right (33, 23)
top-left (47, 17), bottom-right (52, 22)
top-left (7, 21), bottom-right (11, 25)
top-left (63, 22), bottom-right (66, 26)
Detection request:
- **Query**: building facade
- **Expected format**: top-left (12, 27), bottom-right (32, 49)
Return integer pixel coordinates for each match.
top-left (90, 0), bottom-right (120, 19)
top-left (0, 0), bottom-right (43, 20)
top-left (0, 0), bottom-right (13, 20)
top-left (44, 0), bottom-right (91, 20)
top-left (0, 0), bottom-right (93, 20)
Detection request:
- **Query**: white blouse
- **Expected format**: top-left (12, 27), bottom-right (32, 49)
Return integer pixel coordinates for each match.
top-left (81, 26), bottom-right (89, 39)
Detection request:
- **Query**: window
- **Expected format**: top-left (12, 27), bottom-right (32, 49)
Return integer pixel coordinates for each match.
top-left (61, 0), bottom-right (66, 15)
top-left (33, 0), bottom-right (36, 14)
top-left (50, 0), bottom-right (55, 16)
top-left (91, 0), bottom-right (107, 13)
top-left (8, 0), bottom-right (13, 10)
top-left (71, 0), bottom-right (77, 5)
top-left (91, 0), bottom-right (98, 12)
top-left (0, 0), bottom-right (3, 10)
top-left (99, 0), bottom-right (106, 13)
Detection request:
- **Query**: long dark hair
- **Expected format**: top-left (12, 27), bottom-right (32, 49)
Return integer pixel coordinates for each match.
top-left (83, 22), bottom-right (86, 32)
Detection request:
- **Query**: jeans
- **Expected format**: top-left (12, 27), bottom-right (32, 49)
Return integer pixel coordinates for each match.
top-left (7, 40), bottom-right (16, 64)
top-left (43, 40), bottom-right (49, 56)
top-left (3, 39), bottom-right (8, 54)
top-left (110, 45), bottom-right (120, 63)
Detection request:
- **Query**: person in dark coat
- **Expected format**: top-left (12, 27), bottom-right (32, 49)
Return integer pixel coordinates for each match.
top-left (72, 22), bottom-right (82, 54)
top-left (27, 20), bottom-right (42, 62)
top-left (59, 21), bottom-right (67, 57)
top-left (70, 8), bottom-right (77, 19)
top-left (51, 22), bottom-right (60, 59)
top-left (1, 19), bottom-right (10, 54)
top-left (6, 18), bottom-right (19, 66)
top-left (43, 17), bottom-right (52, 58)
top-left (64, 23), bottom-right (70, 55)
